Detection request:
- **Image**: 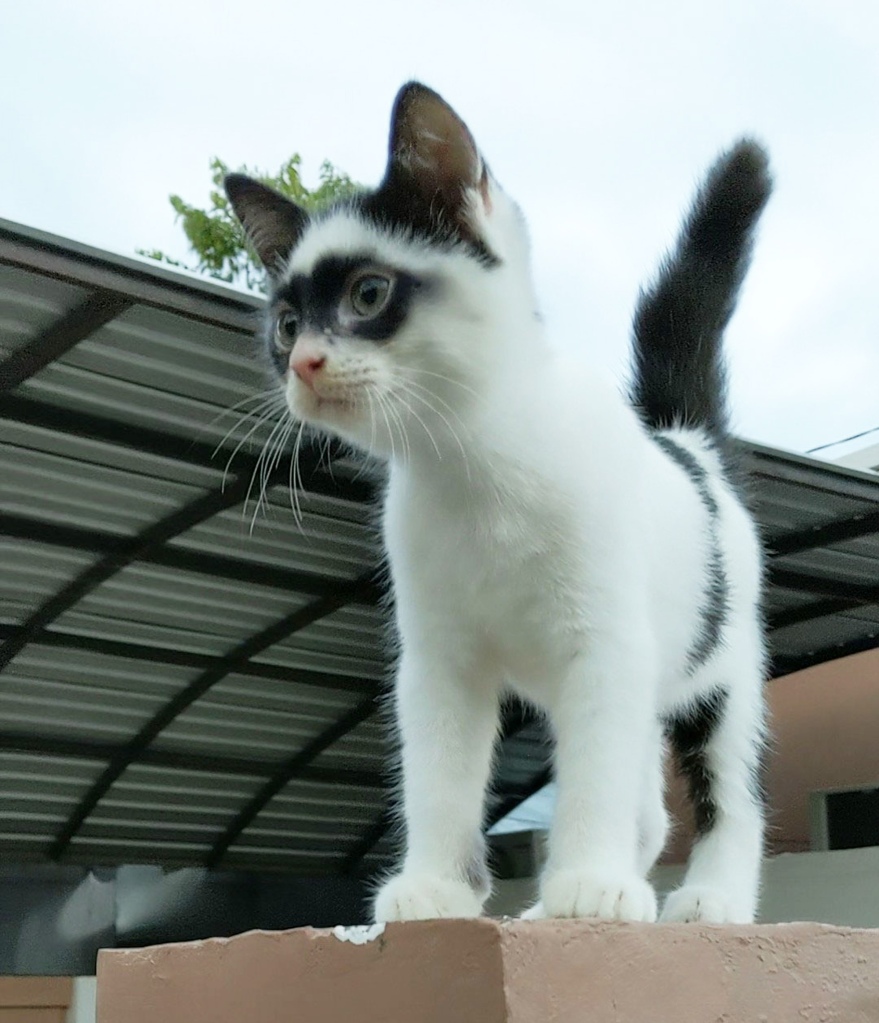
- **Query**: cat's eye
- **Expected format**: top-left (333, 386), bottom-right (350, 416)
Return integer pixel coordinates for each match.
top-left (275, 309), bottom-right (299, 347)
top-left (349, 274), bottom-right (392, 318)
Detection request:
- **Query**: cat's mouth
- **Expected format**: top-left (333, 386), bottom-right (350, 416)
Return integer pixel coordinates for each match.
top-left (290, 379), bottom-right (359, 420)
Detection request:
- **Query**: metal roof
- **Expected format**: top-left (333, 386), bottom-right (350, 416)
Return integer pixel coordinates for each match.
top-left (1, 217), bottom-right (878, 876)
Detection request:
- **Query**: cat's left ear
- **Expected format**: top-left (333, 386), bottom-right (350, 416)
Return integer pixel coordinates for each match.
top-left (224, 174), bottom-right (308, 277)
top-left (386, 82), bottom-right (491, 226)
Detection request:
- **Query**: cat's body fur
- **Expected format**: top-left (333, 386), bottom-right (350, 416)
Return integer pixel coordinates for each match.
top-left (226, 83), bottom-right (771, 924)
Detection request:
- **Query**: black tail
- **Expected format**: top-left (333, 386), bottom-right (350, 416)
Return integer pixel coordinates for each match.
top-left (629, 139), bottom-right (772, 440)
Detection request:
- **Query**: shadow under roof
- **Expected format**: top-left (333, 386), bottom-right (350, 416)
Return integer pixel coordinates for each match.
top-left (1, 217), bottom-right (878, 876)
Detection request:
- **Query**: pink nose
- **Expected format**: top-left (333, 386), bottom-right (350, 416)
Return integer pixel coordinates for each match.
top-left (290, 351), bottom-right (326, 389)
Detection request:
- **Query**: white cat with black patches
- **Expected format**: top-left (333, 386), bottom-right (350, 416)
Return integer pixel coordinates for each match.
top-left (226, 82), bottom-right (771, 924)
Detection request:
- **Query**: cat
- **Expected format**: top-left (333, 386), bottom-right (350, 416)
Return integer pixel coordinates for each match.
top-left (225, 81), bottom-right (771, 925)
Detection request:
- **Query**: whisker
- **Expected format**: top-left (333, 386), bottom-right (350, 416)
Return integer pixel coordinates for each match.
top-left (370, 384), bottom-right (398, 465)
top-left (391, 378), bottom-right (472, 479)
top-left (399, 376), bottom-right (471, 432)
top-left (354, 389), bottom-right (380, 483)
top-left (223, 404), bottom-right (284, 491)
top-left (391, 388), bottom-right (440, 460)
top-left (373, 384), bottom-right (410, 465)
top-left (388, 394), bottom-right (411, 464)
top-left (251, 416), bottom-right (295, 534)
top-left (196, 388), bottom-right (282, 447)
top-left (410, 367), bottom-right (479, 399)
top-left (222, 398), bottom-right (284, 478)
top-left (288, 419), bottom-right (306, 526)
top-left (290, 418), bottom-right (310, 528)
top-left (245, 412), bottom-right (289, 530)
top-left (214, 393), bottom-right (284, 449)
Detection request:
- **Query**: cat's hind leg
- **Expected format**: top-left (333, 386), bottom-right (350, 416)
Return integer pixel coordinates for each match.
top-left (638, 720), bottom-right (671, 877)
top-left (660, 665), bottom-right (766, 924)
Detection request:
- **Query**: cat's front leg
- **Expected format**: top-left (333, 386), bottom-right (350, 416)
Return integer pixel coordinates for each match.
top-left (373, 646), bottom-right (500, 923)
top-left (529, 646), bottom-right (659, 923)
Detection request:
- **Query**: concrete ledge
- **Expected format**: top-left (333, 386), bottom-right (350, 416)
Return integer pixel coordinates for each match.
top-left (97, 919), bottom-right (879, 1022)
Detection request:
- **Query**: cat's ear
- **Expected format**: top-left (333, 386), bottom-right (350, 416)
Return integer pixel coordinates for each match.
top-left (224, 174), bottom-right (308, 276)
top-left (386, 82), bottom-right (489, 221)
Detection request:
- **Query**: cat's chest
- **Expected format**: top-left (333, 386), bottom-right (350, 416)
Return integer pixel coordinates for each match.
top-left (388, 474), bottom-right (558, 578)
top-left (384, 475), bottom-right (585, 671)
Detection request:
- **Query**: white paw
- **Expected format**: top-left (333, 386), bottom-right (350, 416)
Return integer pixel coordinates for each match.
top-left (529, 869), bottom-right (657, 922)
top-left (660, 885), bottom-right (753, 924)
top-left (372, 872), bottom-right (484, 922)
top-left (519, 900), bottom-right (545, 920)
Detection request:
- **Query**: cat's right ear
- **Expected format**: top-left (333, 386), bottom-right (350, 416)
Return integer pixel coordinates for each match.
top-left (385, 82), bottom-right (488, 223)
top-left (224, 174), bottom-right (308, 276)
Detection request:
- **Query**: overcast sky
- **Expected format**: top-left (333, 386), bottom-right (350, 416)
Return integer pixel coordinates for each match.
top-left (2, 0), bottom-right (877, 456)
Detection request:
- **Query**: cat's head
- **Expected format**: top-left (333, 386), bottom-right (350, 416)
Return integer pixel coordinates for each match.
top-left (225, 82), bottom-right (536, 460)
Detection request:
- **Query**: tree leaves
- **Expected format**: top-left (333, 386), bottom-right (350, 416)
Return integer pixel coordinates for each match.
top-left (139, 156), bottom-right (359, 292)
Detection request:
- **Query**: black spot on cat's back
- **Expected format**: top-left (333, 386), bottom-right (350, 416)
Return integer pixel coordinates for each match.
top-left (652, 433), bottom-right (730, 672)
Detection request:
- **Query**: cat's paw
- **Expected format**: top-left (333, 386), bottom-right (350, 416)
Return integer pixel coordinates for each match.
top-left (660, 885), bottom-right (753, 924)
top-left (519, 900), bottom-right (546, 920)
top-left (372, 872), bottom-right (484, 922)
top-left (530, 869), bottom-right (657, 922)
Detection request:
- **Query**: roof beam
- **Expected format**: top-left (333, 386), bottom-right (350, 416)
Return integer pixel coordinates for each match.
top-left (0, 623), bottom-right (382, 694)
top-left (0, 394), bottom-right (376, 503)
top-left (768, 508), bottom-right (879, 557)
top-left (46, 580), bottom-right (374, 860)
top-left (0, 511), bottom-right (382, 604)
top-left (205, 695), bottom-right (378, 868)
top-left (772, 632), bottom-right (879, 678)
top-left (768, 566), bottom-right (879, 604)
top-left (742, 443), bottom-right (879, 504)
top-left (769, 597), bottom-right (865, 632)
top-left (1, 395), bottom-right (379, 672)
top-left (0, 291), bottom-right (132, 391)
top-left (767, 566), bottom-right (879, 631)
top-left (0, 730), bottom-right (384, 788)
top-left (341, 807), bottom-right (395, 874)
top-left (0, 470), bottom-right (264, 671)
top-left (0, 224), bottom-right (258, 332)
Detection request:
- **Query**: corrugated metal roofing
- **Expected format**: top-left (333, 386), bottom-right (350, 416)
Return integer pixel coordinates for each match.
top-left (1, 217), bottom-right (878, 877)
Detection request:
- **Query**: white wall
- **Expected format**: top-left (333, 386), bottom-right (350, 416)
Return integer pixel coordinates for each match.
top-left (757, 847), bottom-right (879, 928)
top-left (491, 847), bottom-right (879, 928)
top-left (67, 976), bottom-right (96, 1023)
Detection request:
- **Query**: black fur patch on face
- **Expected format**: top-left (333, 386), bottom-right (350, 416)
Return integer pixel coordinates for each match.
top-left (652, 434), bottom-right (730, 672)
top-left (265, 254), bottom-right (423, 376)
top-left (340, 179), bottom-right (500, 268)
top-left (665, 688), bottom-right (728, 835)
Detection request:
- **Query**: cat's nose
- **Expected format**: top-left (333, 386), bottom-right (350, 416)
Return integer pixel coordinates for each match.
top-left (290, 341), bottom-right (327, 390)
